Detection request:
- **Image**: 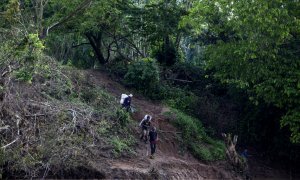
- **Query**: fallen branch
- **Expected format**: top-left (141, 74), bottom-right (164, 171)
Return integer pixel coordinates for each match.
top-left (1, 138), bottom-right (19, 149)
top-left (1, 65), bottom-right (12, 77)
top-left (0, 125), bottom-right (9, 131)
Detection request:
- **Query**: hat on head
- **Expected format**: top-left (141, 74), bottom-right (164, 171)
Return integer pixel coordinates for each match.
top-left (129, 94), bottom-right (133, 97)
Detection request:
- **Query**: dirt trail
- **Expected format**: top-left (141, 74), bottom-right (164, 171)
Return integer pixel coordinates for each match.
top-left (85, 69), bottom-right (241, 179)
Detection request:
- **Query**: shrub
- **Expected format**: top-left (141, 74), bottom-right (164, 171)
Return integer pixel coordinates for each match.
top-left (115, 108), bottom-right (131, 127)
top-left (14, 67), bottom-right (34, 83)
top-left (152, 42), bottom-right (178, 66)
top-left (166, 109), bottom-right (225, 161)
top-left (110, 135), bottom-right (135, 157)
top-left (111, 136), bottom-right (130, 155)
top-left (13, 33), bottom-right (45, 83)
top-left (124, 58), bottom-right (160, 96)
top-left (108, 56), bottom-right (129, 77)
top-left (165, 87), bottom-right (199, 113)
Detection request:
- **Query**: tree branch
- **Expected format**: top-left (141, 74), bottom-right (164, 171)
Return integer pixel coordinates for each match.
top-left (44, 0), bottom-right (92, 37)
top-left (71, 42), bottom-right (90, 48)
top-left (104, 30), bottom-right (146, 58)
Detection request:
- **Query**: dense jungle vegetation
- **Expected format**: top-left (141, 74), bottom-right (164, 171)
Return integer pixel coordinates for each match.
top-left (0, 0), bottom-right (299, 178)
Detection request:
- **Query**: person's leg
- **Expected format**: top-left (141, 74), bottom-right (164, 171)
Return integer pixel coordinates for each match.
top-left (142, 128), bottom-right (148, 143)
top-left (150, 142), bottom-right (156, 157)
top-left (145, 129), bottom-right (149, 141)
top-left (150, 143), bottom-right (155, 159)
top-left (150, 143), bottom-right (155, 155)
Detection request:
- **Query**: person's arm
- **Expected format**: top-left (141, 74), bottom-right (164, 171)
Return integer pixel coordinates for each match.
top-left (139, 119), bottom-right (144, 127)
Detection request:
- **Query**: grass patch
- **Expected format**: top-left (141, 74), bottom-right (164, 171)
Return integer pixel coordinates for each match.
top-left (165, 109), bottom-right (225, 161)
top-left (110, 134), bottom-right (135, 157)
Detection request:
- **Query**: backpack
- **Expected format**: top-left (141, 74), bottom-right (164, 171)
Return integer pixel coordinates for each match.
top-left (144, 114), bottom-right (152, 121)
top-left (120, 94), bottom-right (128, 104)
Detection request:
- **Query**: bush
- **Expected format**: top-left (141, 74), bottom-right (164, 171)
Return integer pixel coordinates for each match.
top-left (165, 87), bottom-right (199, 113)
top-left (152, 42), bottom-right (178, 66)
top-left (124, 58), bottom-right (160, 96)
top-left (108, 56), bottom-right (129, 77)
top-left (110, 135), bottom-right (135, 157)
top-left (14, 67), bottom-right (34, 83)
top-left (166, 109), bottom-right (225, 161)
top-left (115, 108), bottom-right (131, 127)
top-left (111, 136), bottom-right (130, 156)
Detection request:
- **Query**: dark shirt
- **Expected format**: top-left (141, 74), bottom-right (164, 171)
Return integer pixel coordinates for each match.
top-left (149, 130), bottom-right (157, 142)
top-left (123, 96), bottom-right (131, 106)
top-left (142, 120), bottom-right (151, 127)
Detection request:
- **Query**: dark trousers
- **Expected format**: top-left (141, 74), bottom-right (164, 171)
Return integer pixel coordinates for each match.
top-left (150, 142), bottom-right (156, 155)
top-left (122, 104), bottom-right (131, 112)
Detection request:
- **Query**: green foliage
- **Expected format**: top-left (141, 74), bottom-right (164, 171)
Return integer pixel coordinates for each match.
top-left (165, 87), bottom-right (198, 114)
top-left (115, 108), bottom-right (131, 127)
top-left (0, 57), bottom-right (139, 177)
top-left (96, 120), bottom-right (111, 135)
top-left (3, 0), bottom-right (20, 24)
top-left (166, 109), bottom-right (225, 161)
top-left (111, 136), bottom-right (129, 155)
top-left (108, 56), bottom-right (129, 77)
top-left (28, 34), bottom-right (45, 51)
top-left (182, 0), bottom-right (300, 143)
top-left (12, 33), bottom-right (45, 83)
top-left (47, 0), bottom-right (128, 65)
top-left (1, 0), bottom-right (299, 176)
top-left (124, 58), bottom-right (160, 95)
top-left (191, 144), bottom-right (222, 161)
top-left (281, 109), bottom-right (300, 143)
top-left (152, 41), bottom-right (178, 66)
top-left (14, 68), bottom-right (33, 83)
top-left (46, 34), bottom-right (95, 69)
top-left (41, 67), bottom-right (74, 100)
top-left (110, 135), bottom-right (134, 157)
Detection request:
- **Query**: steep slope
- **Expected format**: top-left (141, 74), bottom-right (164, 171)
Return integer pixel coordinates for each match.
top-left (86, 69), bottom-right (241, 179)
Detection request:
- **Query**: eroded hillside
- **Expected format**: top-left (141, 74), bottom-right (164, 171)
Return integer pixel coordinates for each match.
top-left (0, 62), bottom-right (240, 179)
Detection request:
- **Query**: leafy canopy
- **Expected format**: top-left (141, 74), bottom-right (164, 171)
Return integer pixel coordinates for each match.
top-left (181, 0), bottom-right (300, 142)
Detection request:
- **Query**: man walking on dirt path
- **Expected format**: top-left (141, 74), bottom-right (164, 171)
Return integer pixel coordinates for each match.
top-left (149, 126), bottom-right (158, 159)
top-left (139, 115), bottom-right (152, 143)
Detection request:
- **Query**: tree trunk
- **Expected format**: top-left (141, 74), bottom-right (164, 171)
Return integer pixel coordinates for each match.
top-left (222, 133), bottom-right (248, 172)
top-left (85, 32), bottom-right (107, 64)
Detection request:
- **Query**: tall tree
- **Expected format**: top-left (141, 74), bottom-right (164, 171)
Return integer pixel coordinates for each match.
top-left (182, 0), bottom-right (300, 142)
